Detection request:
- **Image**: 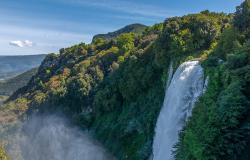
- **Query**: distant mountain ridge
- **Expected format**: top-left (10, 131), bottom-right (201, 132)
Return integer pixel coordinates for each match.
top-left (0, 54), bottom-right (45, 80)
top-left (0, 68), bottom-right (38, 96)
top-left (92, 23), bottom-right (147, 42)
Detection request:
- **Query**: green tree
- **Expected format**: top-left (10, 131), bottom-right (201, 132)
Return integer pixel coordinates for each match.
top-left (0, 147), bottom-right (10, 160)
top-left (234, 0), bottom-right (250, 31)
top-left (116, 33), bottom-right (135, 55)
top-left (215, 27), bottom-right (241, 58)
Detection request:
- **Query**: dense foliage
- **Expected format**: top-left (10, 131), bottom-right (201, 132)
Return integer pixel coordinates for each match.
top-left (2, 1), bottom-right (250, 160)
top-left (0, 147), bottom-right (9, 160)
top-left (92, 23), bottom-right (147, 42)
top-left (176, 1), bottom-right (250, 159)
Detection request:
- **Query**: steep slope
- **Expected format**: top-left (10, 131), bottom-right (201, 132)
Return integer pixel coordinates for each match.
top-left (1, 2), bottom-right (250, 160)
top-left (92, 23), bottom-right (147, 42)
top-left (3, 11), bottom-right (232, 160)
top-left (0, 54), bottom-right (45, 80)
top-left (92, 12), bottom-right (232, 159)
top-left (176, 1), bottom-right (250, 159)
top-left (0, 68), bottom-right (38, 96)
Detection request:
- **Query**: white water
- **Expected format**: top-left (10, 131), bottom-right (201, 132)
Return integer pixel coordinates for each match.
top-left (7, 115), bottom-right (114, 160)
top-left (153, 61), bottom-right (205, 160)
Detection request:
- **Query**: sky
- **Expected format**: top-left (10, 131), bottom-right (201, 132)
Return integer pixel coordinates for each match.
top-left (0, 0), bottom-right (244, 55)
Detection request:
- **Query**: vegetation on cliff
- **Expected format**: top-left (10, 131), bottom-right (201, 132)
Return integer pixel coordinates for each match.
top-left (1, 1), bottom-right (250, 160)
top-left (0, 147), bottom-right (9, 160)
top-left (92, 23), bottom-right (148, 42)
top-left (176, 1), bottom-right (250, 159)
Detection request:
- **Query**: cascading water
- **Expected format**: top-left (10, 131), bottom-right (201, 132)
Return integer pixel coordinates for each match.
top-left (153, 61), bottom-right (205, 160)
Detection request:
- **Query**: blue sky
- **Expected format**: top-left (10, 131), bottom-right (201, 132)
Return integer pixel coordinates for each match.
top-left (0, 0), bottom-right (244, 55)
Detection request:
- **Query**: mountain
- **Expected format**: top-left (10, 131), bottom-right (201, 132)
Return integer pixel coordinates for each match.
top-left (0, 68), bottom-right (38, 96)
top-left (1, 1), bottom-right (250, 160)
top-left (0, 54), bottom-right (45, 81)
top-left (92, 23), bottom-right (147, 42)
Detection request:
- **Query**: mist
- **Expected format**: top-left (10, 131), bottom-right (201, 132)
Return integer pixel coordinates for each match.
top-left (7, 114), bottom-right (114, 160)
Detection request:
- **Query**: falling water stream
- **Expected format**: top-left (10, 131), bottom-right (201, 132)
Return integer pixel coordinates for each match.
top-left (3, 61), bottom-right (205, 160)
top-left (153, 61), bottom-right (205, 160)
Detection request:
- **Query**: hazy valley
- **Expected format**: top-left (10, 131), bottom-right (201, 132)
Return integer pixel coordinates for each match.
top-left (0, 55), bottom-right (45, 81)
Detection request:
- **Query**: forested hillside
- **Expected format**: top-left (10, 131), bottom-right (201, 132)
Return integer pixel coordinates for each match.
top-left (1, 1), bottom-right (250, 160)
top-left (92, 23), bottom-right (148, 42)
top-left (176, 1), bottom-right (250, 159)
top-left (0, 147), bottom-right (9, 160)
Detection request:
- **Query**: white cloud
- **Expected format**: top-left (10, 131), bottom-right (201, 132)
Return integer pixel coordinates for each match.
top-left (0, 24), bottom-right (93, 55)
top-left (9, 40), bottom-right (34, 48)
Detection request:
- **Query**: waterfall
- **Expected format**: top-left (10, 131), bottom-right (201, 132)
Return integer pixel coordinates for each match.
top-left (153, 61), bottom-right (205, 160)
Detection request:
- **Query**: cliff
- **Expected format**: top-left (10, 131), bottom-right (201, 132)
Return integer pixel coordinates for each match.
top-left (1, 1), bottom-right (250, 159)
